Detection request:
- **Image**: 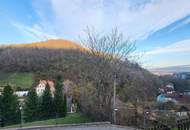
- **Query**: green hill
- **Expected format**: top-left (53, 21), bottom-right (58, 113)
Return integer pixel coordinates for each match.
top-left (0, 72), bottom-right (34, 89)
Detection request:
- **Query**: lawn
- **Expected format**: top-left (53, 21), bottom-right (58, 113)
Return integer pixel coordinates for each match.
top-left (4, 113), bottom-right (90, 129)
top-left (0, 72), bottom-right (34, 89)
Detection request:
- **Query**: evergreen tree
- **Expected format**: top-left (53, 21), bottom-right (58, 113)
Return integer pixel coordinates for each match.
top-left (63, 95), bottom-right (67, 117)
top-left (54, 75), bottom-right (66, 117)
top-left (0, 95), bottom-right (2, 119)
top-left (40, 83), bottom-right (54, 119)
top-left (1, 85), bottom-right (20, 125)
top-left (24, 88), bottom-right (39, 122)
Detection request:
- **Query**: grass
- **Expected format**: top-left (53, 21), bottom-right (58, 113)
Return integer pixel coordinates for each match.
top-left (0, 72), bottom-right (33, 89)
top-left (4, 113), bottom-right (90, 129)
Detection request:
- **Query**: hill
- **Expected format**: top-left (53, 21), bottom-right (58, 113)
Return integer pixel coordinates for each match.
top-left (5, 39), bottom-right (84, 50)
top-left (0, 72), bottom-right (33, 89)
top-left (0, 39), bottom-right (162, 124)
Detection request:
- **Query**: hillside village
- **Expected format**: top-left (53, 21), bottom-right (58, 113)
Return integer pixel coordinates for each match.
top-left (0, 36), bottom-right (189, 130)
top-left (0, 79), bottom-right (77, 113)
top-left (1, 0), bottom-right (190, 130)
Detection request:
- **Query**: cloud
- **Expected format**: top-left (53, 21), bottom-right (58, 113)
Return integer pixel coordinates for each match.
top-left (169, 16), bottom-right (190, 32)
top-left (146, 39), bottom-right (190, 55)
top-left (12, 22), bottom-right (59, 40)
top-left (42, 0), bottom-right (190, 40)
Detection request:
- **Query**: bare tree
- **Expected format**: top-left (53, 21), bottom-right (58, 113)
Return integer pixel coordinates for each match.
top-left (79, 28), bottom-right (137, 122)
top-left (81, 28), bottom-right (136, 63)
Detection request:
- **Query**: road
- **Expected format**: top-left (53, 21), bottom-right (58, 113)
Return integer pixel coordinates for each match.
top-left (41, 125), bottom-right (136, 130)
top-left (4, 123), bottom-right (138, 130)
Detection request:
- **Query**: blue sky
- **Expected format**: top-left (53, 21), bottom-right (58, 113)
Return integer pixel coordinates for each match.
top-left (0, 0), bottom-right (190, 68)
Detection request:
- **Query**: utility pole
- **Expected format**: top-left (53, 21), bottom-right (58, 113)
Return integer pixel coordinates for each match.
top-left (143, 111), bottom-right (146, 130)
top-left (144, 111), bottom-right (149, 130)
top-left (113, 74), bottom-right (117, 124)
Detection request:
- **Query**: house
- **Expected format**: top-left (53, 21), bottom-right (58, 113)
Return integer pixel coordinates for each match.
top-left (35, 80), bottom-right (55, 97)
top-left (177, 106), bottom-right (189, 117)
top-left (35, 79), bottom-right (76, 113)
top-left (0, 87), bottom-right (3, 95)
top-left (157, 94), bottom-right (177, 103)
top-left (159, 83), bottom-right (175, 94)
top-left (15, 91), bottom-right (28, 97)
top-left (157, 89), bottom-right (190, 104)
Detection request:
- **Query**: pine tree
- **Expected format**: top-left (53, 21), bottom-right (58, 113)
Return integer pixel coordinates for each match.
top-left (24, 88), bottom-right (39, 122)
top-left (54, 75), bottom-right (66, 117)
top-left (0, 95), bottom-right (2, 119)
top-left (40, 83), bottom-right (54, 119)
top-left (63, 95), bottom-right (67, 117)
top-left (1, 85), bottom-right (20, 125)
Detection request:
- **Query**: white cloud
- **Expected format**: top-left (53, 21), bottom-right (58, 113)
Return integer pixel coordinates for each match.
top-left (44, 0), bottom-right (190, 40)
top-left (146, 39), bottom-right (190, 55)
top-left (169, 16), bottom-right (190, 32)
top-left (12, 22), bottom-right (59, 40)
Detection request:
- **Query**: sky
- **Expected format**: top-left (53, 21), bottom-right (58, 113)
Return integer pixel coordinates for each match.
top-left (0, 0), bottom-right (190, 68)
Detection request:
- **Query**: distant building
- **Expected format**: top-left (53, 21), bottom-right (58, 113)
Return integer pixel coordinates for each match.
top-left (183, 90), bottom-right (190, 95)
top-left (157, 94), bottom-right (177, 103)
top-left (35, 79), bottom-right (76, 113)
top-left (35, 80), bottom-right (55, 97)
top-left (0, 87), bottom-right (28, 97)
top-left (157, 92), bottom-right (190, 104)
top-left (15, 91), bottom-right (28, 97)
top-left (159, 83), bottom-right (175, 94)
top-left (173, 72), bottom-right (190, 80)
top-left (177, 106), bottom-right (189, 117)
top-left (157, 83), bottom-right (190, 104)
top-left (0, 87), bottom-right (3, 95)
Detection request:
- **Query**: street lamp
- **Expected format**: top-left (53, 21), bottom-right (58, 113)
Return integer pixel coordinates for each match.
top-left (144, 111), bottom-right (149, 130)
top-left (19, 106), bottom-right (24, 128)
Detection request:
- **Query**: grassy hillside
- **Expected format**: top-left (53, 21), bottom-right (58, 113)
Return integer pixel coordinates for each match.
top-left (7, 39), bottom-right (84, 50)
top-left (0, 72), bottom-right (33, 89)
top-left (4, 113), bottom-right (90, 129)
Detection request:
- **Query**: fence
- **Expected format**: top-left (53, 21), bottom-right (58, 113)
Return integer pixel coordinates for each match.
top-left (146, 117), bottom-right (190, 130)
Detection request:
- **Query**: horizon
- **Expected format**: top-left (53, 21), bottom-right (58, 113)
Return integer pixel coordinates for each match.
top-left (0, 0), bottom-right (190, 68)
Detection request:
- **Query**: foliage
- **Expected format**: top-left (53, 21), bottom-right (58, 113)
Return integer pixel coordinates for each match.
top-left (63, 95), bottom-right (67, 117)
top-left (24, 88), bottom-right (39, 122)
top-left (157, 101), bottom-right (176, 110)
top-left (40, 83), bottom-right (54, 119)
top-left (0, 29), bottom-right (163, 125)
top-left (5, 113), bottom-right (90, 129)
top-left (156, 112), bottom-right (176, 127)
top-left (54, 76), bottom-right (67, 117)
top-left (0, 85), bottom-right (20, 126)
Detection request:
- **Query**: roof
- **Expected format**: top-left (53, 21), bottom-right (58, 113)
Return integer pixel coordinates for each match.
top-left (178, 106), bottom-right (189, 112)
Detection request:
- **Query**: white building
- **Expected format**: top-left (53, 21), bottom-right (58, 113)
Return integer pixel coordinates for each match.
top-left (35, 80), bottom-right (55, 97)
top-left (15, 91), bottom-right (28, 97)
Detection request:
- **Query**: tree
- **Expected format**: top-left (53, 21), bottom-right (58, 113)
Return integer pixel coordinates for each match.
top-left (40, 83), bottom-right (54, 119)
top-left (1, 85), bottom-right (20, 125)
top-left (0, 94), bottom-right (2, 119)
top-left (54, 75), bottom-right (66, 117)
top-left (24, 88), bottom-right (39, 122)
top-left (78, 28), bottom-right (137, 121)
top-left (63, 95), bottom-right (67, 116)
